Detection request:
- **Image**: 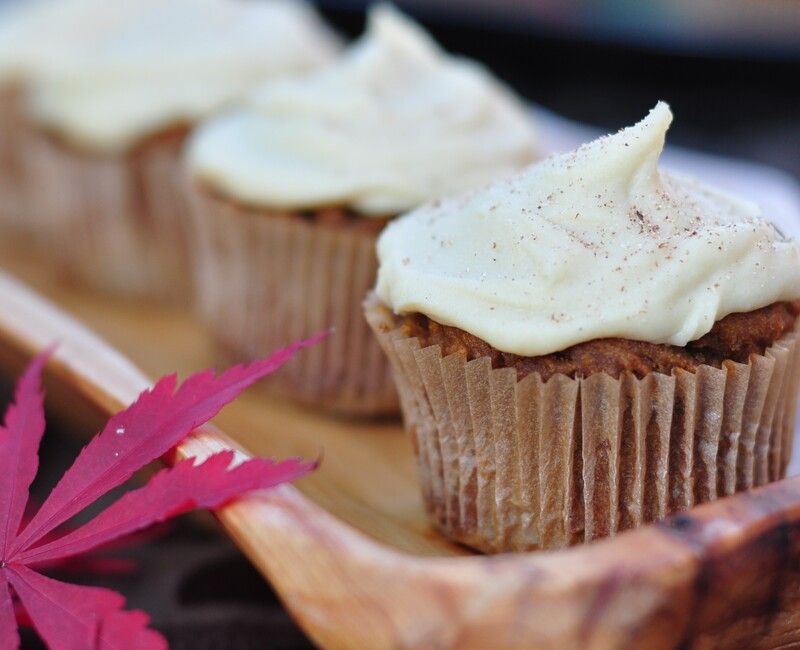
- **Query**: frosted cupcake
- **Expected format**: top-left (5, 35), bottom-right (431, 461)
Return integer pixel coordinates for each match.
top-left (20, 0), bottom-right (338, 300)
top-left (0, 0), bottom-right (151, 238)
top-left (366, 102), bottom-right (800, 552)
top-left (185, 6), bottom-right (539, 416)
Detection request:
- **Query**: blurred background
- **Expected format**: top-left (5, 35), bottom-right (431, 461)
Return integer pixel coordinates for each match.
top-left (3, 0), bottom-right (798, 647)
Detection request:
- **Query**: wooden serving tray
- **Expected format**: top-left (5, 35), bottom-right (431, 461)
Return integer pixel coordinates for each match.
top-left (1, 245), bottom-right (800, 649)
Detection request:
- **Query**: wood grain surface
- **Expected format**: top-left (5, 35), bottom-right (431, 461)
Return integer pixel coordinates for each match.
top-left (1, 244), bottom-right (799, 649)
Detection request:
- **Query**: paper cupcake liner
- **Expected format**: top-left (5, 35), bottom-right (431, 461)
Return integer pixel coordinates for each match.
top-left (365, 295), bottom-right (800, 553)
top-left (20, 127), bottom-right (191, 301)
top-left (0, 85), bottom-right (30, 237)
top-left (186, 186), bottom-right (399, 417)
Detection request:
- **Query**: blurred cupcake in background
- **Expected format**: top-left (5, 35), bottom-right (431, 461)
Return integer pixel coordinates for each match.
top-left (366, 103), bottom-right (800, 552)
top-left (185, 5), bottom-right (539, 416)
top-left (20, 0), bottom-right (338, 300)
top-left (0, 0), bottom-right (151, 240)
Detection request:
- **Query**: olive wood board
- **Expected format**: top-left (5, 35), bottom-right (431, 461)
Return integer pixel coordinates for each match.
top-left (1, 244), bottom-right (800, 650)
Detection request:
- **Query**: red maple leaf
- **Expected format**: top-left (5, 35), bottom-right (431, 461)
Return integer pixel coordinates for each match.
top-left (0, 332), bottom-right (326, 649)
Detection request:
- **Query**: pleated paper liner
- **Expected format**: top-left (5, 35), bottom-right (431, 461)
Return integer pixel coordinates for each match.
top-left (0, 85), bottom-right (30, 238)
top-left (365, 294), bottom-right (800, 553)
top-left (186, 185), bottom-right (399, 417)
top-left (20, 126), bottom-right (192, 302)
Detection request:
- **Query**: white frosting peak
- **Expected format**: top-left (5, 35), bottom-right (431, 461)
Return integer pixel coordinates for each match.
top-left (20, 0), bottom-right (339, 152)
top-left (187, 5), bottom-right (538, 215)
top-left (376, 102), bottom-right (800, 356)
top-left (365, 3), bottom-right (440, 61)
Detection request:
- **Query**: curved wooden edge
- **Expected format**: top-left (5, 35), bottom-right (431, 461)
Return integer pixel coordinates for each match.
top-left (2, 269), bottom-right (800, 649)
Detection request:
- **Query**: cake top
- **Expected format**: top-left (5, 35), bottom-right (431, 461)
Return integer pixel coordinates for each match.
top-left (375, 102), bottom-right (800, 357)
top-left (0, 0), bottom-right (151, 84)
top-left (20, 0), bottom-right (339, 152)
top-left (186, 5), bottom-right (538, 216)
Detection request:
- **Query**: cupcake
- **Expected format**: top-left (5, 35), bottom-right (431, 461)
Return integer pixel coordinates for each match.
top-left (19, 0), bottom-right (338, 300)
top-left (0, 5), bottom-right (30, 237)
top-left (0, 0), bottom-right (150, 239)
top-left (366, 102), bottom-right (800, 552)
top-left (185, 5), bottom-right (539, 416)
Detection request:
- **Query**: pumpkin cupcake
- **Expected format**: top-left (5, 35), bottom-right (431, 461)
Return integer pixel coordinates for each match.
top-left (366, 102), bottom-right (800, 552)
top-left (0, 2), bottom-right (37, 237)
top-left (185, 6), bottom-right (539, 416)
top-left (20, 0), bottom-right (338, 300)
top-left (0, 0), bottom-right (151, 239)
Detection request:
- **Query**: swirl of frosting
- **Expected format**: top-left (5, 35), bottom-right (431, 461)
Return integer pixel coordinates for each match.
top-left (21, 0), bottom-right (339, 152)
top-left (376, 102), bottom-right (800, 356)
top-left (0, 0), bottom-right (155, 84)
top-left (186, 5), bottom-right (538, 216)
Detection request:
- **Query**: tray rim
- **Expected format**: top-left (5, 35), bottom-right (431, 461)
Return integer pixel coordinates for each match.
top-left (1, 268), bottom-right (799, 649)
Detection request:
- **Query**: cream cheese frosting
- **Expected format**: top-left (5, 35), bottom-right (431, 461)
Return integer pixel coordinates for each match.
top-left (186, 5), bottom-right (538, 216)
top-left (22, 0), bottom-right (339, 152)
top-left (376, 102), bottom-right (800, 356)
top-left (0, 0), bottom-right (155, 85)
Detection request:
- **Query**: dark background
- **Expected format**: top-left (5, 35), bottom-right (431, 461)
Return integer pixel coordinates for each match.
top-left (8, 1), bottom-right (799, 647)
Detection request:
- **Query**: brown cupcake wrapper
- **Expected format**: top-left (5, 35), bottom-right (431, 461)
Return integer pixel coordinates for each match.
top-left (364, 294), bottom-right (800, 553)
top-left (20, 127), bottom-right (191, 301)
top-left (186, 185), bottom-right (399, 417)
top-left (0, 85), bottom-right (30, 236)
